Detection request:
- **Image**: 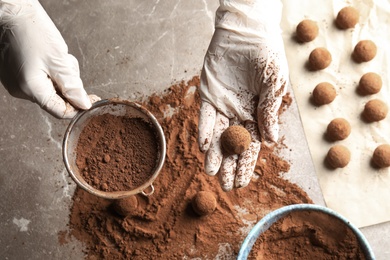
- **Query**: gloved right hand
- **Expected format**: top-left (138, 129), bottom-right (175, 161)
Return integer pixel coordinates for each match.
top-left (0, 0), bottom-right (99, 118)
top-left (198, 0), bottom-right (289, 191)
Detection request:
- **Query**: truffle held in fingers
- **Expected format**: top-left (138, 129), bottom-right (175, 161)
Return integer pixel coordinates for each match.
top-left (326, 145), bottom-right (351, 169)
top-left (372, 144), bottom-right (390, 168)
top-left (358, 72), bottom-right (382, 95)
top-left (336, 6), bottom-right (359, 29)
top-left (312, 82), bottom-right (336, 105)
top-left (353, 40), bottom-right (377, 63)
top-left (192, 191), bottom-right (217, 216)
top-left (296, 19), bottom-right (318, 42)
top-left (326, 118), bottom-right (351, 141)
top-left (309, 47), bottom-right (332, 70)
top-left (363, 99), bottom-right (388, 122)
top-left (221, 125), bottom-right (251, 155)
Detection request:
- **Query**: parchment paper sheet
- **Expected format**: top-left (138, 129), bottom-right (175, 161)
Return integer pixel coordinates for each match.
top-left (281, 0), bottom-right (390, 228)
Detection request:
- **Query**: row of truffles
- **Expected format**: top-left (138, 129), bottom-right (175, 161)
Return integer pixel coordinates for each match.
top-left (296, 6), bottom-right (359, 43)
top-left (312, 73), bottom-right (383, 106)
top-left (312, 73), bottom-right (387, 123)
top-left (296, 6), bottom-right (390, 169)
top-left (296, 7), bottom-right (377, 71)
top-left (326, 144), bottom-right (390, 169)
top-left (307, 40), bottom-right (377, 71)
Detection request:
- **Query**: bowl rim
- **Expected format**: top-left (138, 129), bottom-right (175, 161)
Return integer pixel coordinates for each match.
top-left (62, 99), bottom-right (166, 199)
top-left (237, 203), bottom-right (375, 260)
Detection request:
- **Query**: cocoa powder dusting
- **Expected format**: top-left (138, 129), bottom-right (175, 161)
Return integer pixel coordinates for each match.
top-left (62, 76), bottom-right (320, 259)
top-left (75, 115), bottom-right (159, 192)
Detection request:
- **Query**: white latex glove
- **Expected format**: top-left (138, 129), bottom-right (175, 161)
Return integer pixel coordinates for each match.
top-left (199, 0), bottom-right (289, 191)
top-left (0, 0), bottom-right (99, 118)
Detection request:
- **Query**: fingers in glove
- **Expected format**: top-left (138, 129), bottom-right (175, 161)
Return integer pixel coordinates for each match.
top-left (257, 58), bottom-right (288, 143)
top-left (29, 73), bottom-right (99, 118)
top-left (49, 54), bottom-right (92, 110)
top-left (204, 112), bottom-right (229, 176)
top-left (199, 101), bottom-right (217, 152)
top-left (219, 154), bottom-right (238, 192)
top-left (43, 93), bottom-right (78, 119)
top-left (257, 94), bottom-right (283, 143)
top-left (88, 94), bottom-right (101, 104)
top-left (44, 93), bottom-right (101, 119)
top-left (235, 122), bottom-right (261, 188)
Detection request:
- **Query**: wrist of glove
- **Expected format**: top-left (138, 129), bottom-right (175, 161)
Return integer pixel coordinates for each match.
top-left (216, 0), bottom-right (283, 38)
top-left (0, 0), bottom-right (99, 118)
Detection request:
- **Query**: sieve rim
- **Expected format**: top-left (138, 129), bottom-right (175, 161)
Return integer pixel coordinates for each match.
top-left (62, 99), bottom-right (166, 200)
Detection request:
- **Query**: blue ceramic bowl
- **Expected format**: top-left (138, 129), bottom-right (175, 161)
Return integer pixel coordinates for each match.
top-left (237, 204), bottom-right (375, 260)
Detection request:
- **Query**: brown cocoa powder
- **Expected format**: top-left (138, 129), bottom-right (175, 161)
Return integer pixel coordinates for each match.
top-left (75, 114), bottom-right (159, 192)
top-left (249, 210), bottom-right (365, 259)
top-left (61, 76), bottom-right (333, 259)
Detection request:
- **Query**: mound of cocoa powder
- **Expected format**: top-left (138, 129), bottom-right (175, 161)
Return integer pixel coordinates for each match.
top-left (249, 210), bottom-right (366, 259)
top-left (60, 76), bottom-right (330, 259)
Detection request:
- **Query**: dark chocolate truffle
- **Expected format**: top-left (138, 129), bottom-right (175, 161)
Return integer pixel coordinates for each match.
top-left (221, 125), bottom-right (251, 155)
top-left (192, 191), bottom-right (217, 216)
top-left (326, 118), bottom-right (351, 141)
top-left (353, 40), bottom-right (377, 63)
top-left (326, 145), bottom-right (351, 168)
top-left (309, 47), bottom-right (332, 70)
top-left (372, 144), bottom-right (390, 168)
top-left (312, 82), bottom-right (337, 105)
top-left (112, 196), bottom-right (139, 217)
top-left (358, 72), bottom-right (382, 95)
top-left (336, 6), bottom-right (359, 29)
top-left (296, 19), bottom-right (319, 42)
top-left (363, 99), bottom-right (388, 122)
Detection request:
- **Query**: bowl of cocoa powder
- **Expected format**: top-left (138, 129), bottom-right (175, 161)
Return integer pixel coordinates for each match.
top-left (63, 99), bottom-right (166, 199)
top-left (237, 204), bottom-right (375, 260)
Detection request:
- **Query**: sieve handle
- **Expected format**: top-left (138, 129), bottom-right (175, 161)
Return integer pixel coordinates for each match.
top-left (141, 184), bottom-right (155, 196)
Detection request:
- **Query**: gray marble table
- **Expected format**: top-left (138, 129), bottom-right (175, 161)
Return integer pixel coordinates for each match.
top-left (0, 1), bottom-right (388, 259)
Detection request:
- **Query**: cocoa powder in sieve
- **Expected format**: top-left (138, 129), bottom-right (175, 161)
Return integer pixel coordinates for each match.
top-left (75, 114), bottom-right (159, 192)
top-left (61, 76), bottom-right (328, 259)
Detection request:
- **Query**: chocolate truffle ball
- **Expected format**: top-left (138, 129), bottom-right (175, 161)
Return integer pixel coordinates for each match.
top-left (353, 40), bottom-right (377, 63)
top-left (363, 99), bottom-right (388, 122)
top-left (312, 82), bottom-right (337, 105)
top-left (326, 145), bottom-right (351, 169)
top-left (372, 144), bottom-right (390, 168)
top-left (221, 125), bottom-right (251, 155)
top-left (309, 47), bottom-right (332, 70)
top-left (192, 191), bottom-right (217, 216)
top-left (336, 6), bottom-right (359, 29)
top-left (296, 19), bottom-right (319, 42)
top-left (358, 72), bottom-right (382, 95)
top-left (112, 196), bottom-right (139, 217)
top-left (326, 118), bottom-right (351, 141)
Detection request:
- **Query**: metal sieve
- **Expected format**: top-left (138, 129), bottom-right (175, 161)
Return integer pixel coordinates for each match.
top-left (62, 99), bottom-right (166, 200)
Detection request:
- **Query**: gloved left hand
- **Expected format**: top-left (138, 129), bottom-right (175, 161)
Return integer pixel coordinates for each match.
top-left (0, 0), bottom-right (99, 118)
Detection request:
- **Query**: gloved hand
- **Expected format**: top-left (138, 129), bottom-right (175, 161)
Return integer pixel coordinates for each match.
top-left (199, 0), bottom-right (289, 191)
top-left (0, 0), bottom-right (99, 119)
